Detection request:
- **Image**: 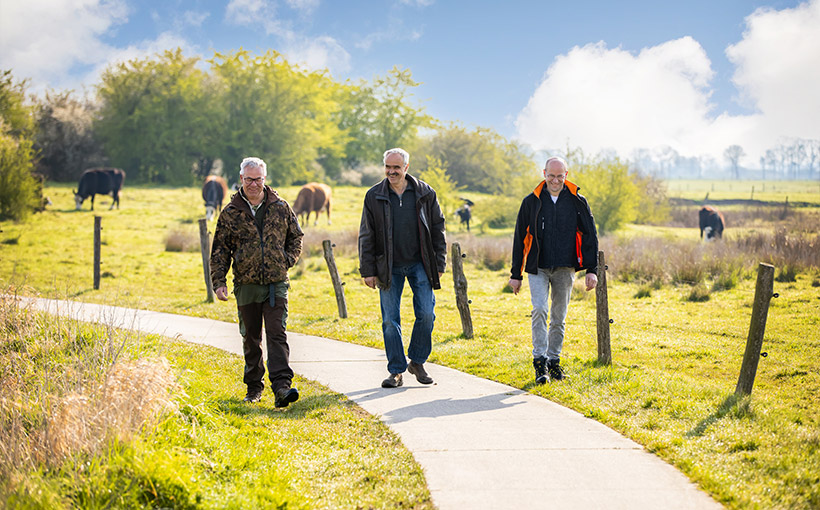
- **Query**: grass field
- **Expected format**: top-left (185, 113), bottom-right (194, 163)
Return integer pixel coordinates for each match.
top-left (2, 181), bottom-right (819, 508)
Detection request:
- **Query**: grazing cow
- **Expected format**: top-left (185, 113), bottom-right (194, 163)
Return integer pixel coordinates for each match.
top-left (202, 175), bottom-right (229, 221)
top-left (74, 168), bottom-right (126, 211)
top-left (292, 182), bottom-right (332, 226)
top-left (455, 204), bottom-right (472, 232)
top-left (699, 206), bottom-right (725, 241)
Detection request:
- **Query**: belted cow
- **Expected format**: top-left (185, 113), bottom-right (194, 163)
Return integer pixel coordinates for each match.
top-left (74, 168), bottom-right (126, 211)
top-left (202, 175), bottom-right (229, 221)
top-left (292, 182), bottom-right (332, 226)
top-left (699, 206), bottom-right (725, 241)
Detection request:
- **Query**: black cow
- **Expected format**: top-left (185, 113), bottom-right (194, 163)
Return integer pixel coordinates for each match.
top-left (699, 206), bottom-right (725, 241)
top-left (455, 204), bottom-right (472, 232)
top-left (202, 175), bottom-right (228, 221)
top-left (74, 168), bottom-right (126, 211)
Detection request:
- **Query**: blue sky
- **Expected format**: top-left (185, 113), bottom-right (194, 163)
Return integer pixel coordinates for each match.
top-left (2, 0), bottom-right (819, 167)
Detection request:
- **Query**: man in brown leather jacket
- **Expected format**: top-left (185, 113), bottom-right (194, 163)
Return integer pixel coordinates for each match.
top-left (358, 148), bottom-right (447, 389)
top-left (210, 157), bottom-right (303, 407)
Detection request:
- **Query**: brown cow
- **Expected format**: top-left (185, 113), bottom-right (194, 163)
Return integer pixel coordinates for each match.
top-left (699, 206), bottom-right (725, 241)
top-left (292, 182), bottom-right (332, 226)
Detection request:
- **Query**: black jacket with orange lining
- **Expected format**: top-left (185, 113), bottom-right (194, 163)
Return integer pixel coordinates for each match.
top-left (510, 179), bottom-right (598, 280)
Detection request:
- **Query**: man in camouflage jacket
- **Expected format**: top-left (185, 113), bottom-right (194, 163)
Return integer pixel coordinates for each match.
top-left (210, 157), bottom-right (304, 407)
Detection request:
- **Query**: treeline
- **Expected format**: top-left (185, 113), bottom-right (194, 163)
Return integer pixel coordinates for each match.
top-left (1, 49), bottom-right (668, 231)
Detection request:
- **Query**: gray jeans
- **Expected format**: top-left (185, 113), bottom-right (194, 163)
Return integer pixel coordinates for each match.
top-left (528, 267), bottom-right (575, 361)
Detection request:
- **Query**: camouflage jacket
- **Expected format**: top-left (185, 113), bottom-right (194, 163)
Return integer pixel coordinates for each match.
top-left (210, 186), bottom-right (303, 289)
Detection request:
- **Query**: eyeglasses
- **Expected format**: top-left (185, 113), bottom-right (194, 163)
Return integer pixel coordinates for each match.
top-left (243, 177), bottom-right (264, 184)
top-left (545, 174), bottom-right (566, 181)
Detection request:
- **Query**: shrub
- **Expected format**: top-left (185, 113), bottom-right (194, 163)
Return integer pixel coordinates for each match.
top-left (712, 270), bottom-right (740, 291)
top-left (634, 286), bottom-right (652, 298)
top-left (775, 265), bottom-right (798, 283)
top-left (473, 196), bottom-right (520, 230)
top-left (686, 284), bottom-right (711, 302)
top-left (164, 229), bottom-right (199, 252)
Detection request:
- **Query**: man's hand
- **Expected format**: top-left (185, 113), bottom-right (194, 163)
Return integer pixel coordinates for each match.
top-left (215, 286), bottom-right (229, 301)
top-left (585, 272), bottom-right (598, 291)
top-left (364, 276), bottom-right (378, 289)
top-left (508, 278), bottom-right (522, 295)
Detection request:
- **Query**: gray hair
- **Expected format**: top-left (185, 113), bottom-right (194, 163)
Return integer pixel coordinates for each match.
top-left (544, 156), bottom-right (568, 172)
top-left (383, 148), bottom-right (410, 167)
top-left (239, 157), bottom-right (267, 176)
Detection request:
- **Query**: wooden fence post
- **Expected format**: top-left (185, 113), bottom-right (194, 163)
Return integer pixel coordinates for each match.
top-left (198, 219), bottom-right (214, 303)
top-left (735, 263), bottom-right (775, 396)
top-left (322, 240), bottom-right (348, 318)
top-left (93, 216), bottom-right (101, 290)
top-left (451, 242), bottom-right (473, 338)
top-left (595, 250), bottom-right (612, 365)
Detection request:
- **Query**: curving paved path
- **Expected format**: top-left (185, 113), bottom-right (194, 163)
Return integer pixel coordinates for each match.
top-left (30, 298), bottom-right (722, 509)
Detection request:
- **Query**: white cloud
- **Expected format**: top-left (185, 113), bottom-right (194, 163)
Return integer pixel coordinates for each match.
top-left (726, 0), bottom-right (820, 147)
top-left (515, 0), bottom-right (820, 166)
top-left (283, 35), bottom-right (351, 75)
top-left (0, 0), bottom-right (129, 88)
top-left (285, 0), bottom-right (320, 14)
top-left (226, 0), bottom-right (290, 37)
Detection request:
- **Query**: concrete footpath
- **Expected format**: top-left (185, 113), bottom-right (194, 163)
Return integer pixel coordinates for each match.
top-left (30, 298), bottom-right (722, 509)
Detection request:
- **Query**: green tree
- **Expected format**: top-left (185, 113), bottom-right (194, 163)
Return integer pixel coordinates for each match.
top-left (570, 157), bottom-right (638, 235)
top-left (415, 123), bottom-right (536, 195)
top-left (34, 91), bottom-right (106, 181)
top-left (0, 71), bottom-right (38, 221)
top-left (418, 155), bottom-right (462, 218)
top-left (209, 49), bottom-right (344, 185)
top-left (95, 49), bottom-right (213, 184)
top-left (337, 67), bottom-right (433, 170)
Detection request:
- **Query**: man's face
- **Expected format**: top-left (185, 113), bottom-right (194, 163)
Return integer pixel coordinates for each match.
top-left (544, 161), bottom-right (567, 195)
top-left (384, 153), bottom-right (408, 187)
top-left (242, 166), bottom-right (265, 200)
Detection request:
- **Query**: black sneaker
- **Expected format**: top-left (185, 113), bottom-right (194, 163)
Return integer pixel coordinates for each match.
top-left (274, 387), bottom-right (299, 408)
top-left (407, 361), bottom-right (434, 384)
top-left (381, 373), bottom-right (403, 388)
top-left (548, 359), bottom-right (566, 381)
top-left (243, 389), bottom-right (263, 403)
top-left (533, 356), bottom-right (549, 384)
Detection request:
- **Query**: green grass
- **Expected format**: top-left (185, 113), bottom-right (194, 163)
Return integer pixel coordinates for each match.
top-left (2, 181), bottom-right (820, 508)
top-left (0, 303), bottom-right (432, 509)
top-left (667, 179), bottom-right (820, 205)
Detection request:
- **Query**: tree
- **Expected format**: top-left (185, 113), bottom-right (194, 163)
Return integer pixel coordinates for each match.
top-left (95, 49), bottom-right (214, 184)
top-left (418, 155), bottom-right (462, 218)
top-left (209, 49), bottom-right (345, 185)
top-left (570, 157), bottom-right (638, 235)
top-left (414, 123), bottom-right (536, 195)
top-left (724, 145), bottom-right (745, 179)
top-left (0, 71), bottom-right (39, 221)
top-left (336, 67), bottom-right (433, 171)
top-left (34, 91), bottom-right (106, 181)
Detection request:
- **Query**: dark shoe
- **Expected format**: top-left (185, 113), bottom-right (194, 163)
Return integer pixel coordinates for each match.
top-left (408, 361), bottom-right (434, 384)
top-left (243, 389), bottom-right (263, 403)
top-left (548, 359), bottom-right (566, 381)
top-left (381, 373), bottom-right (403, 388)
top-left (274, 387), bottom-right (299, 408)
top-left (533, 356), bottom-right (549, 385)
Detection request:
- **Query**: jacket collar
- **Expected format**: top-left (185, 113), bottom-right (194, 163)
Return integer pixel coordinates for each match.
top-left (376, 173), bottom-right (429, 200)
top-left (533, 179), bottom-right (579, 199)
top-left (230, 186), bottom-right (280, 213)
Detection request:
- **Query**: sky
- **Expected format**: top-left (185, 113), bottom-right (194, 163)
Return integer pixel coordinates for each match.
top-left (1, 0), bottom-right (819, 168)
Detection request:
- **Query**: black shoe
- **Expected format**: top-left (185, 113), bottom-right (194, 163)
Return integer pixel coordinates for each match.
top-left (381, 373), bottom-right (403, 388)
top-left (274, 387), bottom-right (299, 408)
top-left (533, 356), bottom-right (549, 385)
top-left (243, 389), bottom-right (263, 403)
top-left (407, 361), bottom-right (434, 384)
top-left (548, 359), bottom-right (566, 381)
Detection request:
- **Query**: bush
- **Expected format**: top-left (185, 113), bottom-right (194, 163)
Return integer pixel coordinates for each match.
top-left (164, 228), bottom-right (199, 252)
top-left (0, 131), bottom-right (38, 221)
top-left (473, 196), bottom-right (520, 229)
top-left (686, 284), bottom-right (711, 302)
top-left (775, 265), bottom-right (798, 283)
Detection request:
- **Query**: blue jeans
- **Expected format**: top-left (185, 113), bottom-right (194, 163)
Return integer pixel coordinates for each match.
top-left (379, 262), bottom-right (436, 374)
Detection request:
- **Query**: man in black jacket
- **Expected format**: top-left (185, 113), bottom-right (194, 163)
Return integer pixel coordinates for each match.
top-left (358, 148), bottom-right (447, 389)
top-left (508, 157), bottom-right (598, 384)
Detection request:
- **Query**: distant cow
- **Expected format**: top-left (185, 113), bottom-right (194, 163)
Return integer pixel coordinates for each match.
top-left (455, 204), bottom-right (472, 232)
top-left (699, 206), bottom-right (725, 241)
top-left (202, 175), bottom-right (229, 221)
top-left (292, 182), bottom-right (332, 226)
top-left (74, 168), bottom-right (125, 211)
